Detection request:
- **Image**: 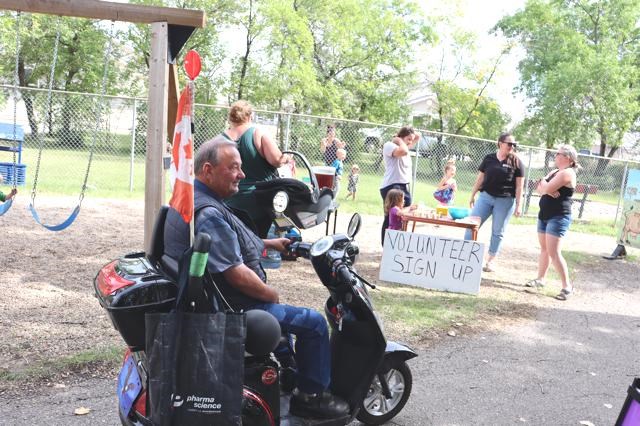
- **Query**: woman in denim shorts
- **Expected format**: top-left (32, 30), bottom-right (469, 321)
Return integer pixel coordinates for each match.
top-left (525, 144), bottom-right (579, 300)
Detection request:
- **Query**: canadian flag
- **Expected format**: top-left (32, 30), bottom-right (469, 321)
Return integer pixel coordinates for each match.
top-left (169, 84), bottom-right (194, 223)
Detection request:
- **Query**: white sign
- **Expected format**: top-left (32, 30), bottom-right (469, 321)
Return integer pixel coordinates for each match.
top-left (379, 230), bottom-right (485, 295)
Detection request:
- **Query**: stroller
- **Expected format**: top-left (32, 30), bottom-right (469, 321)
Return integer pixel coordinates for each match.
top-left (252, 151), bottom-right (335, 237)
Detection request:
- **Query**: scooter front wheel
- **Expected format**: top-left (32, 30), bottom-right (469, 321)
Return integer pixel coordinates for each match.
top-left (356, 359), bottom-right (412, 425)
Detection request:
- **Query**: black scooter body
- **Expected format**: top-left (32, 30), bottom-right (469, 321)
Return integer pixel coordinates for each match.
top-left (100, 209), bottom-right (416, 426)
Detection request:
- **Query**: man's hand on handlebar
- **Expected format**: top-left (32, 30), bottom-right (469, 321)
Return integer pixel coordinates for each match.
top-left (263, 237), bottom-right (292, 253)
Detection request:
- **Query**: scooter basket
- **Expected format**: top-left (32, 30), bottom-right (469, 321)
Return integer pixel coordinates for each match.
top-left (94, 253), bottom-right (177, 351)
top-left (616, 377), bottom-right (640, 426)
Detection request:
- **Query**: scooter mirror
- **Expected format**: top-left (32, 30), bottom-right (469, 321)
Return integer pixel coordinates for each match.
top-left (347, 213), bottom-right (362, 239)
top-left (273, 191), bottom-right (289, 213)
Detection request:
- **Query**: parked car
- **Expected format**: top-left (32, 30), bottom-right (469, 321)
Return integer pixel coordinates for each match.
top-left (410, 135), bottom-right (442, 157)
top-left (359, 127), bottom-right (384, 153)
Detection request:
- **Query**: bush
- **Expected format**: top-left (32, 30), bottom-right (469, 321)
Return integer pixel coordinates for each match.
top-left (55, 129), bottom-right (85, 149)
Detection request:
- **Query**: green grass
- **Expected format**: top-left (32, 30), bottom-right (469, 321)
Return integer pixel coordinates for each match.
top-left (0, 345), bottom-right (121, 383)
top-left (371, 284), bottom-right (515, 338)
top-left (9, 147), bottom-right (147, 199)
top-left (1, 148), bottom-right (624, 236)
top-left (372, 250), bottom-right (596, 339)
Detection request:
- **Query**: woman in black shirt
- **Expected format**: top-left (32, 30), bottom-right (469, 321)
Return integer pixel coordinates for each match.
top-left (466, 133), bottom-right (525, 272)
top-left (525, 144), bottom-right (578, 300)
top-left (320, 124), bottom-right (345, 166)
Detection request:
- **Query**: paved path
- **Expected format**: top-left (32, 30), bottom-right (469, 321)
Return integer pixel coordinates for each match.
top-left (390, 251), bottom-right (639, 425)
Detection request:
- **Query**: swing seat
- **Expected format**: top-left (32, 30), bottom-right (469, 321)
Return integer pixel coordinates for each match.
top-left (0, 162), bottom-right (26, 186)
top-left (0, 122), bottom-right (26, 186)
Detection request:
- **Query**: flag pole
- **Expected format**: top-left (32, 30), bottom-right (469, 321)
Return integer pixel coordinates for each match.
top-left (184, 50), bottom-right (201, 246)
top-left (188, 80), bottom-right (195, 246)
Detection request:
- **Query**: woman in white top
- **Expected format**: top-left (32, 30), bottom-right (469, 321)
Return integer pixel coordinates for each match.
top-left (379, 126), bottom-right (421, 245)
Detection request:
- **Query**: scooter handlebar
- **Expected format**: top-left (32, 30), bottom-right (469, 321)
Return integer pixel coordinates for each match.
top-left (288, 241), bottom-right (311, 259)
top-left (335, 263), bottom-right (353, 285)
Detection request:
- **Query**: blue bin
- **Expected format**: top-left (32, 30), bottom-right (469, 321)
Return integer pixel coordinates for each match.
top-left (0, 162), bottom-right (27, 186)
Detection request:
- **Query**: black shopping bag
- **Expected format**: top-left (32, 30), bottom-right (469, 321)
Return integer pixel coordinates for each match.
top-left (145, 310), bottom-right (246, 426)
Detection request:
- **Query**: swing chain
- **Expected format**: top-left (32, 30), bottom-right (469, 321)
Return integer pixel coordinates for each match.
top-left (30, 16), bottom-right (62, 207)
top-left (10, 11), bottom-right (21, 190)
top-left (80, 20), bottom-right (115, 207)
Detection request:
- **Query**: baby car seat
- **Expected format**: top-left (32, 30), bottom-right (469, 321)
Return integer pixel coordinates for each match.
top-left (253, 178), bottom-right (334, 230)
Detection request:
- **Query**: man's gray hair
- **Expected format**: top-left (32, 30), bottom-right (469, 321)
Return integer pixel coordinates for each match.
top-left (194, 135), bottom-right (237, 174)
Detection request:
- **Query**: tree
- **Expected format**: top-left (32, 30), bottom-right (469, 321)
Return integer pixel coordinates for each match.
top-left (415, 3), bottom-right (510, 175)
top-left (0, 13), bottom-right (124, 140)
top-left (297, 0), bottom-right (433, 122)
top-left (124, 0), bottom-right (239, 103)
top-left (496, 0), bottom-right (640, 160)
top-left (224, 0), bottom-right (432, 123)
top-left (420, 1), bottom-right (511, 141)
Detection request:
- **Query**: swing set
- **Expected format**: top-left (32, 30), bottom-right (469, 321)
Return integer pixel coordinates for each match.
top-left (0, 0), bottom-right (205, 246)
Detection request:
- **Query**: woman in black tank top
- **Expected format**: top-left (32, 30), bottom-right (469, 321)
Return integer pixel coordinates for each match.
top-left (525, 145), bottom-right (579, 301)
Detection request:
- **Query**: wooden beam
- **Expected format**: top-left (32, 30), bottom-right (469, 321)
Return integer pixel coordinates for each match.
top-left (0, 0), bottom-right (206, 27)
top-left (144, 21), bottom-right (169, 252)
top-left (167, 63), bottom-right (180, 141)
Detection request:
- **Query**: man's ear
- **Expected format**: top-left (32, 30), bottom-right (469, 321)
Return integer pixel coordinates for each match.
top-left (199, 162), bottom-right (214, 182)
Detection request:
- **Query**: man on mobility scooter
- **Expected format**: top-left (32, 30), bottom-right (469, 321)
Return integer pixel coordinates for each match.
top-left (163, 136), bottom-right (349, 420)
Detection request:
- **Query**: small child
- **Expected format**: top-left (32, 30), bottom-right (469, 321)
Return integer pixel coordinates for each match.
top-left (433, 159), bottom-right (457, 205)
top-left (384, 189), bottom-right (406, 231)
top-left (331, 148), bottom-right (346, 196)
top-left (345, 164), bottom-right (360, 200)
top-left (0, 174), bottom-right (17, 203)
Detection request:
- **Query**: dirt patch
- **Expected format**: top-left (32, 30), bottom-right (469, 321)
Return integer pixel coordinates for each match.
top-left (1, 195), bottom-right (637, 392)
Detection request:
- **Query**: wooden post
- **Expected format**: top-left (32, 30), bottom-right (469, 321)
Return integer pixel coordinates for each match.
top-left (144, 21), bottom-right (169, 252)
top-left (167, 63), bottom-right (180, 140)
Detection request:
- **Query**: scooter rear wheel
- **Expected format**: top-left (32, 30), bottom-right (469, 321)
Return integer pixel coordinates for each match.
top-left (356, 359), bottom-right (412, 425)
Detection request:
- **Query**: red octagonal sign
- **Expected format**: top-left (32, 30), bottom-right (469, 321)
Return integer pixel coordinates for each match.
top-left (184, 50), bottom-right (201, 81)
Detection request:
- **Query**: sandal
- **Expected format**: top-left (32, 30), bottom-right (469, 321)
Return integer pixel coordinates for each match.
top-left (525, 278), bottom-right (544, 288)
top-left (555, 288), bottom-right (573, 301)
top-left (482, 263), bottom-right (495, 273)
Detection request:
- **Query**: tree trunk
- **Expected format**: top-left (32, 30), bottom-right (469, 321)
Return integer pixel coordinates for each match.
top-left (18, 58), bottom-right (38, 135)
top-left (237, 0), bottom-right (255, 101)
top-left (595, 129), bottom-right (609, 176)
top-left (21, 92), bottom-right (38, 137)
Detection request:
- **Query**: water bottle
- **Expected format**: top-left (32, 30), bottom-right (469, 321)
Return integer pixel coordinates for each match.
top-left (285, 227), bottom-right (301, 243)
top-left (260, 224), bottom-right (281, 269)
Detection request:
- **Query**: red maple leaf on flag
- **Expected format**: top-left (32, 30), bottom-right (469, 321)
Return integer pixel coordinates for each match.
top-left (169, 84), bottom-right (194, 223)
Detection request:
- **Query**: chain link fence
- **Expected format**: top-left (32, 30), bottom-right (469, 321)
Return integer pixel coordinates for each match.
top-left (1, 84), bottom-right (638, 225)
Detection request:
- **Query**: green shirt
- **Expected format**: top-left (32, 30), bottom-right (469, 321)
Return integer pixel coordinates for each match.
top-left (224, 127), bottom-right (278, 226)
top-left (224, 127), bottom-right (278, 193)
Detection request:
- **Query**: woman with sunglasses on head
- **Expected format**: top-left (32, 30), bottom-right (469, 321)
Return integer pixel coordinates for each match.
top-left (223, 100), bottom-right (292, 238)
top-left (466, 133), bottom-right (525, 272)
top-left (525, 144), bottom-right (579, 300)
